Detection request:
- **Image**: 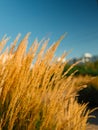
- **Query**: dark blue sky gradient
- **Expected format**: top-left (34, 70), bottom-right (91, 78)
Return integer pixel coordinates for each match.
top-left (0, 0), bottom-right (98, 58)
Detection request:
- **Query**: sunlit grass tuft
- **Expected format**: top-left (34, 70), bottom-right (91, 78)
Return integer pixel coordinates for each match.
top-left (0, 33), bottom-right (92, 130)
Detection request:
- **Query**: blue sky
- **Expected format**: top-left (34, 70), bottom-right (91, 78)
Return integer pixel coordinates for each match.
top-left (0, 0), bottom-right (98, 58)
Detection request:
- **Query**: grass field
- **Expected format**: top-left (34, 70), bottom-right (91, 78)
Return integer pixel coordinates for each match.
top-left (0, 33), bottom-right (95, 130)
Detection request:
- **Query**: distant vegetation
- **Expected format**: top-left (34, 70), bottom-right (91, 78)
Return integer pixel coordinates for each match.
top-left (63, 61), bottom-right (98, 108)
top-left (64, 60), bottom-right (98, 76)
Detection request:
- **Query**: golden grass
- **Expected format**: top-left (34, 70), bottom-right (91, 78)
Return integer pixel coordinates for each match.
top-left (89, 76), bottom-right (98, 89)
top-left (0, 33), bottom-right (93, 130)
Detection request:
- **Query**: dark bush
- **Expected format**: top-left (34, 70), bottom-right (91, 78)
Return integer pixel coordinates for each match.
top-left (78, 85), bottom-right (98, 108)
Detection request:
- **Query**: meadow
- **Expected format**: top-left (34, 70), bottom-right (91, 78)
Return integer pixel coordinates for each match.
top-left (0, 33), bottom-right (95, 130)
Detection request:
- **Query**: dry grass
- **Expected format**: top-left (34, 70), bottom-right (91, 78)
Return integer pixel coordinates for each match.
top-left (89, 76), bottom-right (98, 89)
top-left (0, 33), bottom-right (92, 130)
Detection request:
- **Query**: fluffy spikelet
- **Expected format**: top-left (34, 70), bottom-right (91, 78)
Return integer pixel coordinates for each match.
top-left (0, 33), bottom-right (93, 130)
top-left (10, 33), bottom-right (21, 54)
top-left (0, 35), bottom-right (10, 53)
